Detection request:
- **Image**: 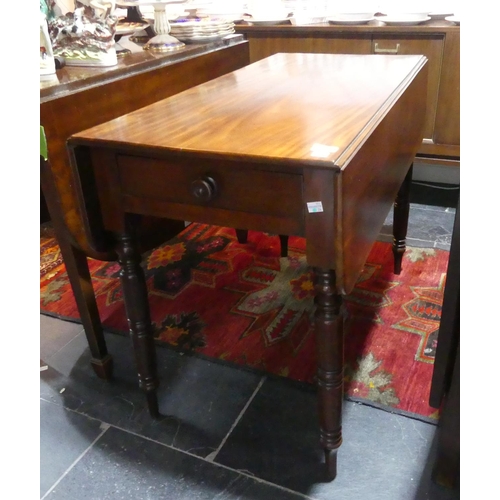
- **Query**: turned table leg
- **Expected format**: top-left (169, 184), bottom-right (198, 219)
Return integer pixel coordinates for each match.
top-left (115, 227), bottom-right (160, 418)
top-left (313, 268), bottom-right (344, 480)
top-left (393, 163), bottom-right (413, 274)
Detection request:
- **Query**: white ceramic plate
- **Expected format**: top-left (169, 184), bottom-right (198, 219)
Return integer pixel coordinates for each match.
top-left (171, 28), bottom-right (233, 36)
top-left (328, 15), bottom-right (375, 25)
top-left (444, 15), bottom-right (460, 24)
top-left (171, 22), bottom-right (233, 29)
top-left (379, 15), bottom-right (431, 26)
top-left (171, 23), bottom-right (234, 34)
top-left (176, 30), bottom-right (235, 42)
top-left (170, 18), bottom-right (230, 27)
top-left (246, 18), bottom-right (291, 25)
top-left (429, 12), bottom-right (454, 20)
top-left (381, 12), bottom-right (430, 18)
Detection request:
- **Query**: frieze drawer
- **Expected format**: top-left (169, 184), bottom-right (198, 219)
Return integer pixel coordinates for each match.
top-left (116, 154), bottom-right (304, 233)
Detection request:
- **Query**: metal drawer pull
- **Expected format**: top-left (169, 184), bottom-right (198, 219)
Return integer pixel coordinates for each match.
top-left (374, 43), bottom-right (400, 54)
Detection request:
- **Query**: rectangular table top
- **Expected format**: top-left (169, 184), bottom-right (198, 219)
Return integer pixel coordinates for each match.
top-left (70, 52), bottom-right (427, 294)
top-left (71, 53), bottom-right (427, 170)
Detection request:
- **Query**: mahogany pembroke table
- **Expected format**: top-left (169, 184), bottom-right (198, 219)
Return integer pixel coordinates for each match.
top-left (68, 53), bottom-right (428, 480)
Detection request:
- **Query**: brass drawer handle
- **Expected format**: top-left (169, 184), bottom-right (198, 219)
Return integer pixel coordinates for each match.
top-left (191, 176), bottom-right (218, 202)
top-left (374, 43), bottom-right (400, 54)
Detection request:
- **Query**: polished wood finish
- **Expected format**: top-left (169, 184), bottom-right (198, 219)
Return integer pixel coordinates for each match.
top-left (68, 53), bottom-right (428, 479)
top-left (40, 37), bottom-right (250, 376)
top-left (235, 22), bottom-right (459, 162)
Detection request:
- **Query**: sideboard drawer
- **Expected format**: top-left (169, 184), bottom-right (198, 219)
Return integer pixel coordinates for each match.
top-left (117, 154), bottom-right (304, 222)
top-left (247, 34), bottom-right (372, 62)
top-left (371, 35), bottom-right (444, 143)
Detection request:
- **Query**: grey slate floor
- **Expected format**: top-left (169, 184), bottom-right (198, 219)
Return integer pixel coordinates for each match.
top-left (40, 182), bottom-right (460, 499)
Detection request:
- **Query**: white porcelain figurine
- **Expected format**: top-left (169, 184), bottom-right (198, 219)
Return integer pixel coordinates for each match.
top-left (47, 0), bottom-right (119, 67)
top-left (40, 12), bottom-right (57, 77)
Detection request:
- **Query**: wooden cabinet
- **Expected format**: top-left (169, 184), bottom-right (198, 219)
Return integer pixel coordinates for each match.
top-left (371, 35), bottom-right (445, 146)
top-left (235, 23), bottom-right (460, 164)
top-left (433, 30), bottom-right (460, 153)
top-left (247, 33), bottom-right (372, 58)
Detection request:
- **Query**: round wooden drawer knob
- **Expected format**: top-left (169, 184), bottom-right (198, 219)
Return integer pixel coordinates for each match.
top-left (191, 176), bottom-right (218, 202)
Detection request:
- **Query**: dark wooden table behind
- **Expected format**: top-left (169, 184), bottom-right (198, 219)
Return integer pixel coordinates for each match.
top-left (40, 35), bottom-right (250, 378)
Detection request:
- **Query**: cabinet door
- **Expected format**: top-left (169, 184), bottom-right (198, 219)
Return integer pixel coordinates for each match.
top-left (248, 34), bottom-right (371, 63)
top-left (434, 31), bottom-right (459, 149)
top-left (371, 35), bottom-right (444, 145)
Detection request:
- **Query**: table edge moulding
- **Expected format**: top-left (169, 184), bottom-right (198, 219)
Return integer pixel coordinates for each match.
top-left (234, 22), bottom-right (460, 165)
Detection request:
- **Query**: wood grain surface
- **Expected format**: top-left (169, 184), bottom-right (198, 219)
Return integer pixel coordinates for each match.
top-left (72, 53), bottom-right (426, 169)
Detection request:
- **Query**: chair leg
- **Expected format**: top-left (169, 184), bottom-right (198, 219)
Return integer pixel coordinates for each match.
top-left (40, 156), bottom-right (113, 379)
top-left (393, 163), bottom-right (413, 274)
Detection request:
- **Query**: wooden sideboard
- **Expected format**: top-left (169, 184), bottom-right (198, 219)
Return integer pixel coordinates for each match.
top-left (235, 21), bottom-right (459, 165)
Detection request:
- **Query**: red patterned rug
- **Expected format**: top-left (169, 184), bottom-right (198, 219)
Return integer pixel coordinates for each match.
top-left (40, 223), bottom-right (449, 422)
